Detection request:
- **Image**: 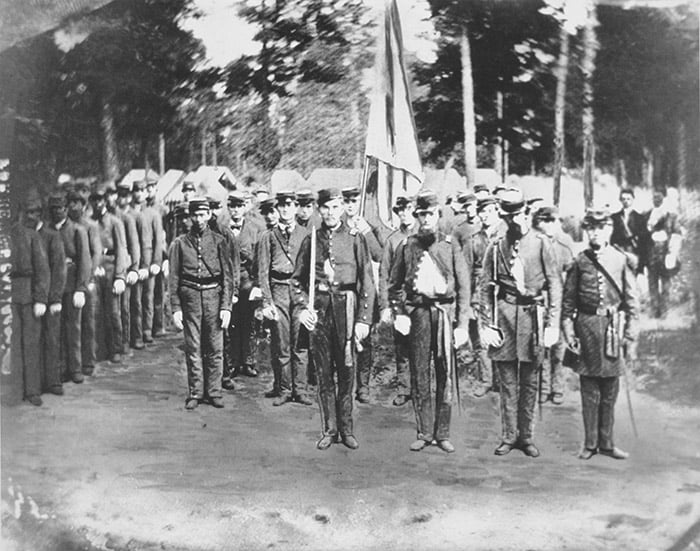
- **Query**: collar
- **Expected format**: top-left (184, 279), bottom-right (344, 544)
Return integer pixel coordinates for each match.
top-left (35, 221), bottom-right (44, 232)
top-left (54, 218), bottom-right (67, 231)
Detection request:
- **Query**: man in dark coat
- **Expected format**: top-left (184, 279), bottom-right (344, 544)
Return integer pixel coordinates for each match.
top-left (562, 206), bottom-right (638, 460)
top-left (388, 190), bottom-right (471, 453)
top-left (610, 187), bottom-right (646, 274)
top-left (292, 188), bottom-right (375, 450)
top-left (295, 189), bottom-right (323, 230)
top-left (479, 189), bottom-right (562, 458)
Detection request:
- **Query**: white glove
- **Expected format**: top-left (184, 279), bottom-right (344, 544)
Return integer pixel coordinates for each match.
top-left (172, 310), bottom-right (184, 331)
top-left (380, 307), bottom-right (393, 325)
top-left (651, 230), bottom-right (668, 243)
top-left (231, 295), bottom-right (239, 306)
top-left (543, 326), bottom-right (560, 348)
top-left (453, 327), bottom-right (469, 349)
top-left (49, 302), bottom-right (62, 315)
top-left (94, 266), bottom-right (106, 278)
top-left (394, 314), bottom-right (411, 336)
top-left (33, 303), bottom-right (47, 318)
top-left (219, 309), bottom-right (231, 329)
top-left (262, 305), bottom-right (278, 321)
top-left (249, 287), bottom-right (263, 301)
top-left (299, 308), bottom-right (317, 331)
top-left (112, 279), bottom-right (126, 295)
top-left (664, 254), bottom-right (677, 270)
top-left (126, 270), bottom-right (139, 286)
top-left (354, 322), bottom-right (370, 344)
top-left (72, 291), bottom-right (86, 309)
top-left (138, 268), bottom-right (149, 281)
top-left (87, 282), bottom-right (96, 292)
top-left (162, 259), bottom-right (170, 278)
top-left (150, 263), bottom-right (161, 276)
top-left (355, 217), bottom-right (371, 234)
top-left (481, 326), bottom-right (503, 348)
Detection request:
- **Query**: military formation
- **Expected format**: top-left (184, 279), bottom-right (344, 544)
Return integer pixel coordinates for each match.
top-left (12, 175), bottom-right (654, 462)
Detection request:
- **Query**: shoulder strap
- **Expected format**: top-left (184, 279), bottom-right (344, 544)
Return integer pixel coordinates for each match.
top-left (583, 249), bottom-right (623, 300)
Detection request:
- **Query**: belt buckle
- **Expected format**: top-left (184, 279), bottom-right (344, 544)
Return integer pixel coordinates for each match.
top-left (318, 282), bottom-right (329, 292)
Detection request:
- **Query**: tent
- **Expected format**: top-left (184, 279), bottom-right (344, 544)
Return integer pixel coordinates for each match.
top-left (154, 169), bottom-right (186, 204)
top-left (270, 170), bottom-right (307, 193)
top-left (306, 168), bottom-right (363, 192)
top-left (423, 168), bottom-right (466, 204)
top-left (119, 168), bottom-right (160, 190)
top-left (163, 165), bottom-right (234, 205)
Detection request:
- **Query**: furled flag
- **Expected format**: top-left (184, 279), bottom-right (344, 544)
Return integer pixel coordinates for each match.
top-left (361, 0), bottom-right (424, 229)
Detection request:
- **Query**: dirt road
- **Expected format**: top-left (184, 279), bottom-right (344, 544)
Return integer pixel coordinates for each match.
top-left (2, 327), bottom-right (700, 550)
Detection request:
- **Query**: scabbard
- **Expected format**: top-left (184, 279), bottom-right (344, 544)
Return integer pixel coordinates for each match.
top-left (436, 304), bottom-right (456, 407)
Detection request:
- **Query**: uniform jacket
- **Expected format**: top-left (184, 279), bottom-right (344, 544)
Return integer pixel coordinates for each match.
top-left (388, 230), bottom-right (471, 328)
top-left (228, 219), bottom-right (261, 294)
top-left (562, 244), bottom-right (638, 377)
top-left (378, 223), bottom-right (416, 312)
top-left (168, 226), bottom-right (234, 313)
top-left (132, 203), bottom-right (164, 269)
top-left (94, 211), bottom-right (128, 282)
top-left (257, 222), bottom-right (307, 307)
top-left (114, 206), bottom-right (141, 273)
top-left (77, 215), bottom-right (103, 278)
top-left (542, 230), bottom-right (576, 274)
top-left (211, 219), bottom-right (241, 299)
top-left (37, 223), bottom-right (67, 305)
top-left (56, 218), bottom-right (91, 294)
top-left (10, 222), bottom-right (50, 305)
top-left (296, 211), bottom-right (323, 231)
top-left (342, 213), bottom-right (384, 263)
top-left (291, 221), bottom-right (375, 326)
top-left (479, 229), bottom-right (562, 362)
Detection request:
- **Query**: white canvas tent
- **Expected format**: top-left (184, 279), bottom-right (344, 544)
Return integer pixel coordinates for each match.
top-left (270, 170), bottom-right (307, 194)
top-left (154, 169), bottom-right (186, 204)
top-left (119, 168), bottom-right (160, 190)
top-left (306, 168), bottom-right (362, 192)
top-left (163, 166), bottom-right (235, 205)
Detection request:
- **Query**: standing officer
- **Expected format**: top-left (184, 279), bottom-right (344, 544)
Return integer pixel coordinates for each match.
top-left (479, 189), bottom-right (562, 458)
top-left (292, 188), bottom-right (374, 450)
top-left (11, 197), bottom-right (50, 405)
top-left (387, 190), bottom-right (471, 453)
top-left (562, 207), bottom-right (638, 460)
top-left (341, 185), bottom-right (383, 404)
top-left (295, 189), bottom-right (322, 229)
top-left (90, 186), bottom-right (128, 363)
top-left (257, 191), bottom-right (312, 406)
top-left (169, 198), bottom-right (234, 409)
top-left (378, 195), bottom-right (416, 407)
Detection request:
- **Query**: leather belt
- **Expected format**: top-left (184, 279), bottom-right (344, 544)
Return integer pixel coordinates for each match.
top-left (103, 248), bottom-right (115, 256)
top-left (498, 288), bottom-right (543, 306)
top-left (408, 295), bottom-right (454, 306)
top-left (181, 274), bottom-right (221, 286)
top-left (578, 305), bottom-right (618, 316)
top-left (270, 270), bottom-right (292, 281)
top-left (317, 282), bottom-right (355, 294)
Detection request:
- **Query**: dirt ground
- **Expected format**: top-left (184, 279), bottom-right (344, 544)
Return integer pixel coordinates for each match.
top-left (2, 310), bottom-right (700, 551)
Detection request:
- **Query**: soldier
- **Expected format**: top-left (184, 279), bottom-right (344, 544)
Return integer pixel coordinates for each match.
top-left (90, 186), bottom-right (128, 363)
top-left (387, 190), bottom-right (471, 453)
top-left (259, 197), bottom-right (280, 229)
top-left (378, 195), bottom-right (417, 407)
top-left (292, 188), bottom-right (374, 450)
top-left (533, 206), bottom-right (575, 405)
top-left (257, 191), bottom-right (312, 406)
top-left (610, 187), bottom-right (646, 274)
top-left (562, 207), bottom-right (638, 460)
top-left (479, 189), bottom-right (562, 458)
top-left (341, 185), bottom-right (383, 403)
top-left (147, 179), bottom-right (169, 338)
top-left (295, 189), bottom-right (322, 229)
top-left (226, 190), bottom-right (262, 379)
top-left (181, 181), bottom-right (196, 203)
top-left (169, 198), bottom-right (234, 409)
top-left (11, 197), bottom-right (50, 405)
top-left (246, 189), bottom-right (267, 230)
top-left (49, 192), bottom-right (91, 384)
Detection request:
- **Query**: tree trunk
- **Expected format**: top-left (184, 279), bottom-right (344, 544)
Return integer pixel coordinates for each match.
top-left (581, 3), bottom-right (598, 208)
top-left (642, 146), bottom-right (654, 189)
top-left (553, 27), bottom-right (570, 207)
top-left (677, 120), bottom-right (687, 189)
top-left (200, 127), bottom-right (207, 166)
top-left (212, 135), bottom-right (218, 167)
top-left (494, 90), bottom-right (503, 182)
top-left (158, 132), bottom-right (165, 175)
top-left (615, 158), bottom-right (627, 188)
top-left (460, 25), bottom-right (477, 188)
top-left (100, 96), bottom-right (120, 183)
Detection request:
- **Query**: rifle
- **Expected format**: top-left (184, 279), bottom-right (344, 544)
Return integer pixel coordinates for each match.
top-left (308, 225), bottom-right (316, 317)
top-left (489, 241), bottom-right (504, 346)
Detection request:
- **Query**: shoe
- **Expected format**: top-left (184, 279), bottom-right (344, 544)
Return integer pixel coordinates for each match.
top-left (132, 340), bottom-right (145, 350)
top-left (538, 393), bottom-right (550, 404)
top-left (185, 398), bottom-right (199, 410)
top-left (273, 393), bottom-right (292, 407)
top-left (551, 393), bottom-right (564, 405)
top-left (209, 397), bottom-right (225, 408)
top-left (521, 443), bottom-right (540, 458)
top-left (410, 439), bottom-right (429, 452)
top-left (599, 447), bottom-right (629, 460)
top-left (143, 335), bottom-right (154, 344)
top-left (222, 379), bottom-right (235, 391)
top-left (82, 367), bottom-right (94, 376)
top-left (437, 439), bottom-right (455, 453)
top-left (494, 442), bottom-right (514, 456)
top-left (264, 388), bottom-right (281, 398)
top-left (153, 330), bottom-right (167, 338)
top-left (473, 384), bottom-right (491, 398)
top-left (25, 395), bottom-right (42, 406)
top-left (342, 435), bottom-right (359, 450)
top-left (241, 365), bottom-right (258, 377)
top-left (292, 393), bottom-right (313, 406)
top-left (392, 394), bottom-right (410, 406)
top-left (110, 354), bottom-right (122, 364)
top-left (356, 391), bottom-right (370, 404)
top-left (71, 372), bottom-right (84, 384)
top-left (316, 434), bottom-right (335, 450)
top-left (48, 385), bottom-right (64, 396)
top-left (578, 447), bottom-right (597, 460)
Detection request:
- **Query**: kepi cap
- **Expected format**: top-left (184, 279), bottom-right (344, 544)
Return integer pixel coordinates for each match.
top-left (392, 195), bottom-right (413, 214)
top-left (317, 187), bottom-right (342, 206)
top-left (296, 188), bottom-right (315, 205)
top-left (227, 190), bottom-right (247, 207)
top-left (582, 205), bottom-right (612, 228)
top-left (275, 190), bottom-right (297, 204)
top-left (413, 190), bottom-right (439, 215)
top-left (48, 192), bottom-right (67, 208)
top-left (341, 186), bottom-right (361, 199)
top-left (258, 197), bottom-right (277, 213)
top-left (188, 197), bottom-right (210, 214)
top-left (498, 188), bottom-right (526, 216)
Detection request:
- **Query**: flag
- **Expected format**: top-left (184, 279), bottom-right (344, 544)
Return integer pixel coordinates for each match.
top-left (361, 0), bottom-right (423, 229)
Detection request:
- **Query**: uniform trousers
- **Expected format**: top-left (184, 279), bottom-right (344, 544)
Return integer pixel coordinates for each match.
top-left (11, 303), bottom-right (42, 398)
top-left (81, 281), bottom-right (97, 371)
top-left (495, 360), bottom-right (538, 445)
top-left (647, 264), bottom-right (671, 317)
top-left (270, 281), bottom-right (307, 395)
top-left (580, 375), bottom-right (619, 451)
top-left (541, 340), bottom-right (565, 396)
top-left (120, 284), bottom-right (132, 351)
top-left (180, 286), bottom-right (223, 400)
top-left (130, 279), bottom-right (144, 346)
top-left (469, 318), bottom-right (495, 387)
top-left (228, 294), bottom-right (258, 371)
top-left (142, 275), bottom-right (156, 340)
top-left (60, 292), bottom-right (83, 378)
top-left (409, 305), bottom-right (451, 442)
top-left (393, 329), bottom-right (410, 396)
top-left (153, 271), bottom-right (167, 336)
top-left (96, 262), bottom-right (123, 359)
top-left (41, 310), bottom-right (62, 391)
top-left (312, 292), bottom-right (355, 437)
top-left (355, 327), bottom-right (373, 397)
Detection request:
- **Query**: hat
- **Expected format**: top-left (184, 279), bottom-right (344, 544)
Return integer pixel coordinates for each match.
top-left (227, 190), bottom-right (247, 207)
top-left (473, 183), bottom-right (489, 194)
top-left (498, 188), bottom-right (526, 215)
top-left (258, 197), bottom-right (277, 214)
top-left (533, 205), bottom-right (558, 222)
top-left (173, 202), bottom-right (189, 219)
top-left (188, 197), bottom-right (210, 214)
top-left (317, 187), bottom-right (342, 206)
top-left (582, 205), bottom-right (612, 228)
top-left (413, 190), bottom-right (439, 215)
top-left (253, 187), bottom-right (269, 197)
top-left (476, 194), bottom-right (498, 211)
top-left (182, 181), bottom-right (196, 192)
top-left (296, 188), bottom-right (315, 205)
top-left (89, 181), bottom-right (111, 200)
top-left (66, 190), bottom-right (86, 205)
top-left (457, 191), bottom-right (477, 205)
top-left (275, 190), bottom-right (297, 204)
top-left (48, 192), bottom-right (67, 208)
top-left (392, 195), bottom-right (413, 214)
top-left (117, 180), bottom-right (132, 194)
top-left (57, 173), bottom-right (73, 186)
top-left (208, 197), bottom-right (222, 210)
top-left (23, 194), bottom-right (43, 211)
top-left (132, 180), bottom-right (147, 192)
top-left (341, 186), bottom-right (361, 199)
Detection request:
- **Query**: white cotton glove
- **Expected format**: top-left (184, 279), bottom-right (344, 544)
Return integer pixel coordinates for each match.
top-left (380, 307), bottom-right (393, 325)
top-left (162, 259), bottom-right (170, 278)
top-left (72, 291), bottom-right (86, 309)
top-left (393, 314), bottom-right (411, 336)
top-left (664, 254), bottom-right (677, 271)
top-left (354, 217), bottom-right (371, 234)
top-left (249, 287), bottom-right (263, 301)
top-left (126, 270), bottom-right (139, 286)
top-left (87, 282), bottom-right (96, 293)
top-left (453, 327), bottom-right (469, 349)
top-left (354, 322), bottom-right (370, 345)
top-left (33, 303), bottom-right (47, 318)
top-left (49, 302), bottom-right (62, 315)
top-left (262, 305), bottom-right (278, 321)
top-left (231, 295), bottom-right (239, 307)
top-left (172, 310), bottom-right (184, 331)
top-left (150, 264), bottom-right (161, 276)
top-left (219, 310), bottom-right (231, 329)
top-left (299, 308), bottom-right (317, 331)
top-left (481, 326), bottom-right (504, 348)
top-left (94, 266), bottom-right (106, 278)
top-left (138, 268), bottom-right (149, 281)
top-left (112, 279), bottom-right (126, 295)
top-left (543, 326), bottom-right (560, 348)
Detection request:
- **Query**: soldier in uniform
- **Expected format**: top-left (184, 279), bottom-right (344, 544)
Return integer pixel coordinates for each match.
top-left (181, 181), bottom-right (196, 203)
top-left (259, 197), bottom-right (280, 229)
top-left (147, 179), bottom-right (169, 338)
top-left (479, 189), bottom-right (562, 458)
top-left (11, 197), bottom-right (50, 405)
top-left (379, 195), bottom-right (416, 407)
top-left (562, 207), bottom-right (638, 460)
top-left (341, 186), bottom-right (383, 403)
top-left (90, 187), bottom-right (128, 363)
top-left (292, 188), bottom-right (374, 450)
top-left (49, 192), bottom-right (91, 384)
top-left (387, 190), bottom-right (471, 453)
top-left (169, 198), bottom-right (234, 409)
top-left (295, 189), bottom-right (322, 229)
top-left (257, 191), bottom-right (312, 406)
top-left (226, 191), bottom-right (262, 379)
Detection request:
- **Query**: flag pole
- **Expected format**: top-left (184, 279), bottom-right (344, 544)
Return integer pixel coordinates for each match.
top-left (359, 155), bottom-right (371, 218)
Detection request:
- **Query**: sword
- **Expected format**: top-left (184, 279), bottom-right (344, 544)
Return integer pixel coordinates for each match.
top-left (623, 340), bottom-right (639, 438)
